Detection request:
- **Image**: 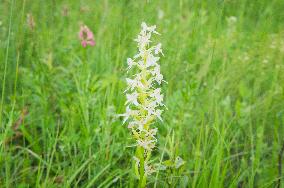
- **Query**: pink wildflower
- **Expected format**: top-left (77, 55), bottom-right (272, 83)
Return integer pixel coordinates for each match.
top-left (79, 25), bottom-right (95, 47)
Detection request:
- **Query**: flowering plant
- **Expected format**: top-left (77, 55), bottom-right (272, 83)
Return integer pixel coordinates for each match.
top-left (78, 25), bottom-right (95, 47)
top-left (121, 22), bottom-right (165, 187)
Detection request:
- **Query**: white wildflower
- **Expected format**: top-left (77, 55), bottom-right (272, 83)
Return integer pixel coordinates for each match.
top-left (122, 22), bottom-right (165, 183)
top-left (151, 64), bottom-right (160, 76)
top-left (145, 128), bottom-right (158, 139)
top-left (143, 101), bottom-right (157, 117)
top-left (127, 58), bottom-right (136, 70)
top-left (125, 76), bottom-right (144, 91)
top-left (146, 55), bottom-right (160, 68)
top-left (150, 88), bottom-right (164, 106)
top-left (137, 139), bottom-right (155, 151)
top-left (155, 109), bottom-right (163, 121)
top-left (144, 163), bottom-right (155, 175)
top-left (154, 43), bottom-right (164, 56)
top-left (126, 91), bottom-right (139, 106)
top-left (125, 78), bottom-right (138, 91)
top-left (135, 34), bottom-right (151, 49)
top-left (155, 72), bottom-right (164, 84)
top-left (119, 106), bottom-right (138, 124)
top-left (127, 121), bottom-right (136, 129)
top-left (141, 22), bottom-right (160, 35)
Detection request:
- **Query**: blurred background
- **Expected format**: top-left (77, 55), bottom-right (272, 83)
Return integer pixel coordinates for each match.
top-left (0, 0), bottom-right (284, 187)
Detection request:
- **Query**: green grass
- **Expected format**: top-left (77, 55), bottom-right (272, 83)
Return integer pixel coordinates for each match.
top-left (0, 0), bottom-right (284, 187)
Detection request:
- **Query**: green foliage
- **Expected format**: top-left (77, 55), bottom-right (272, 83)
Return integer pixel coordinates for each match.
top-left (0, 0), bottom-right (284, 187)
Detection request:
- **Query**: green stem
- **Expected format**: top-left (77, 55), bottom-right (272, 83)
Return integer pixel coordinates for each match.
top-left (135, 47), bottom-right (150, 188)
top-left (137, 146), bottom-right (146, 188)
top-left (0, 0), bottom-right (14, 129)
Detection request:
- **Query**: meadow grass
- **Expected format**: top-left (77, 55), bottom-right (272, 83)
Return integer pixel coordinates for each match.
top-left (0, 0), bottom-right (284, 187)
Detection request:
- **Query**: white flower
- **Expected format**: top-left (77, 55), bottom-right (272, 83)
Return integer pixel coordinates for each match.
top-left (137, 60), bottom-right (145, 68)
top-left (137, 139), bottom-right (155, 151)
top-left (145, 128), bottom-right (158, 139)
top-left (128, 120), bottom-right (146, 130)
top-left (119, 106), bottom-right (138, 123)
top-left (146, 55), bottom-right (160, 68)
top-left (134, 34), bottom-right (151, 49)
top-left (122, 23), bottom-right (165, 179)
top-left (143, 101), bottom-right (157, 117)
top-left (151, 64), bottom-right (161, 76)
top-left (141, 22), bottom-right (160, 35)
top-left (144, 163), bottom-right (155, 175)
top-left (155, 109), bottom-right (163, 121)
top-left (127, 121), bottom-right (136, 129)
top-left (125, 78), bottom-right (137, 91)
top-left (154, 43), bottom-right (164, 56)
top-left (155, 72), bottom-right (163, 84)
top-left (125, 76), bottom-right (144, 91)
top-left (150, 88), bottom-right (163, 105)
top-left (126, 91), bottom-right (139, 106)
top-left (127, 58), bottom-right (136, 70)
